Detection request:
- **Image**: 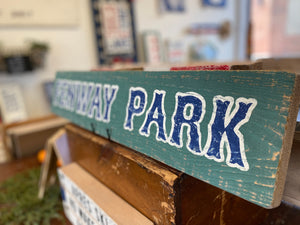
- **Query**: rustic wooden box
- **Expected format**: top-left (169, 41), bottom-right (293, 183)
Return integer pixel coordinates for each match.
top-left (64, 124), bottom-right (268, 225)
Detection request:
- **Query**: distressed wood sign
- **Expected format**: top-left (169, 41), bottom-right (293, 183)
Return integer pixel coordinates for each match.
top-left (51, 70), bottom-right (300, 208)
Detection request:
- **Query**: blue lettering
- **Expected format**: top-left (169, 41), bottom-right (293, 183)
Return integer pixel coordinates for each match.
top-left (76, 82), bottom-right (94, 115)
top-left (57, 80), bottom-right (68, 109)
top-left (53, 79), bottom-right (63, 107)
top-left (168, 92), bottom-right (206, 154)
top-left (66, 81), bottom-right (77, 111)
top-left (87, 84), bottom-right (102, 121)
top-left (124, 87), bottom-right (147, 131)
top-left (103, 84), bottom-right (119, 123)
top-left (204, 96), bottom-right (257, 171)
top-left (139, 90), bottom-right (167, 142)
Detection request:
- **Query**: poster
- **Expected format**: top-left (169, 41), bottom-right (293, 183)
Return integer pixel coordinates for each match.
top-left (99, 2), bottom-right (134, 55)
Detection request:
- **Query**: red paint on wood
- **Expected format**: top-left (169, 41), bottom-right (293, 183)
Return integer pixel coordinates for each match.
top-left (170, 65), bottom-right (230, 71)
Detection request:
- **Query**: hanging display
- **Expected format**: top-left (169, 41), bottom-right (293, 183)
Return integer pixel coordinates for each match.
top-left (91, 0), bottom-right (137, 65)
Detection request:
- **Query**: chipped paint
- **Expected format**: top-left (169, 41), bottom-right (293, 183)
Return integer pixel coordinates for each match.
top-left (254, 181), bottom-right (274, 188)
top-left (271, 152), bottom-right (280, 161)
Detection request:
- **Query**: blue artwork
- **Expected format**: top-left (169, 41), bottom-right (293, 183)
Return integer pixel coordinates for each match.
top-left (160, 0), bottom-right (185, 12)
top-left (203, 0), bottom-right (226, 7)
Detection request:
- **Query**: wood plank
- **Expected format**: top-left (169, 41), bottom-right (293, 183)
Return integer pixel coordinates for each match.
top-left (283, 139), bottom-right (300, 206)
top-left (64, 124), bottom-right (269, 225)
top-left (38, 128), bottom-right (70, 199)
top-left (65, 124), bottom-right (181, 224)
top-left (59, 163), bottom-right (154, 225)
top-left (231, 58), bottom-right (300, 73)
top-left (52, 70), bottom-right (300, 208)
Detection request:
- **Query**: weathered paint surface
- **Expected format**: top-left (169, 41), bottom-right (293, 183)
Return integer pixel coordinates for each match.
top-left (52, 70), bottom-right (299, 208)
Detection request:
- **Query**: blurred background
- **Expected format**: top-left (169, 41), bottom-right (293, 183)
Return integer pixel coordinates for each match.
top-left (0, 0), bottom-right (299, 126)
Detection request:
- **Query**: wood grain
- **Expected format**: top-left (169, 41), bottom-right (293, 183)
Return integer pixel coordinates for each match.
top-left (283, 139), bottom-right (300, 206)
top-left (65, 124), bottom-right (270, 224)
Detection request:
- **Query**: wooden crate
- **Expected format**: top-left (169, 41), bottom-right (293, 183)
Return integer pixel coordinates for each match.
top-left (65, 124), bottom-right (268, 225)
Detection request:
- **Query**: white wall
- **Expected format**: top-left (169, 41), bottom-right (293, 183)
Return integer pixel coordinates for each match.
top-left (134, 0), bottom-right (239, 62)
top-left (0, 0), bottom-right (98, 118)
top-left (0, 0), bottom-right (245, 119)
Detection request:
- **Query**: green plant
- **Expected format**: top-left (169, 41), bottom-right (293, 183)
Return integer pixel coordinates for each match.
top-left (0, 167), bottom-right (65, 225)
top-left (29, 41), bottom-right (49, 52)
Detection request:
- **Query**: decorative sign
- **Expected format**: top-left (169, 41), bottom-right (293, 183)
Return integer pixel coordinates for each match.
top-left (100, 2), bottom-right (133, 55)
top-left (58, 168), bottom-right (117, 225)
top-left (91, 0), bottom-right (137, 64)
top-left (52, 70), bottom-right (300, 208)
top-left (166, 39), bottom-right (186, 63)
top-left (159, 0), bottom-right (185, 13)
top-left (58, 163), bottom-right (153, 225)
top-left (0, 84), bottom-right (27, 123)
top-left (0, 0), bottom-right (78, 26)
top-left (202, 0), bottom-right (226, 7)
top-left (143, 31), bottom-right (164, 64)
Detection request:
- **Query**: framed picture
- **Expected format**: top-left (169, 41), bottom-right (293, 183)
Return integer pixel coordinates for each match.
top-left (159, 0), bottom-right (185, 13)
top-left (142, 31), bottom-right (164, 64)
top-left (0, 84), bottom-right (27, 123)
top-left (91, 0), bottom-right (137, 64)
top-left (166, 39), bottom-right (186, 64)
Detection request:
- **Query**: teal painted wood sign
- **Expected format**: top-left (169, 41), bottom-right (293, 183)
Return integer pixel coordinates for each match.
top-left (51, 70), bottom-right (300, 208)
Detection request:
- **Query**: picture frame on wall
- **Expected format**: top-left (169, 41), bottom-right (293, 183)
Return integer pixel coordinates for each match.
top-left (159, 0), bottom-right (185, 13)
top-left (166, 39), bottom-right (186, 64)
top-left (142, 31), bottom-right (164, 64)
top-left (0, 84), bottom-right (27, 123)
top-left (91, 0), bottom-right (138, 65)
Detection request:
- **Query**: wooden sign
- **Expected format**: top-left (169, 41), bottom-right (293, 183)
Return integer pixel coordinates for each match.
top-left (58, 165), bottom-right (118, 225)
top-left (99, 2), bottom-right (134, 55)
top-left (58, 163), bottom-right (153, 225)
top-left (51, 70), bottom-right (300, 208)
top-left (90, 0), bottom-right (137, 64)
top-left (0, 84), bottom-right (27, 123)
top-left (0, 0), bottom-right (78, 26)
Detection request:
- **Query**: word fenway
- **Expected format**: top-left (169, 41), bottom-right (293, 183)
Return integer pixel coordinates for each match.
top-left (53, 79), bottom-right (257, 172)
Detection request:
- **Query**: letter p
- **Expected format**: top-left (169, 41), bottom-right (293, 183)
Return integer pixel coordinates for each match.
top-left (124, 87), bottom-right (147, 131)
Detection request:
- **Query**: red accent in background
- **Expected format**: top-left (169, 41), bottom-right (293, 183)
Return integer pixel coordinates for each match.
top-left (170, 65), bottom-right (230, 71)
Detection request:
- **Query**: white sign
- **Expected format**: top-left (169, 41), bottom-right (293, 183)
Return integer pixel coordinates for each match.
top-left (0, 84), bottom-right (27, 123)
top-left (99, 2), bottom-right (134, 55)
top-left (143, 32), bottom-right (163, 64)
top-left (0, 0), bottom-right (78, 26)
top-left (58, 169), bottom-right (117, 225)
